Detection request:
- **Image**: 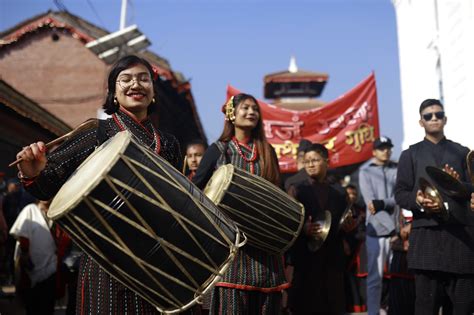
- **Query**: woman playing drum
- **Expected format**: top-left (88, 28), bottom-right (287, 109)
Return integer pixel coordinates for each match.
top-left (193, 93), bottom-right (289, 314)
top-left (15, 55), bottom-right (182, 314)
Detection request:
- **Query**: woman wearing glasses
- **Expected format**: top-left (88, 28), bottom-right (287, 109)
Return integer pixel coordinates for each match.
top-left (192, 93), bottom-right (289, 315)
top-left (15, 55), bottom-right (182, 314)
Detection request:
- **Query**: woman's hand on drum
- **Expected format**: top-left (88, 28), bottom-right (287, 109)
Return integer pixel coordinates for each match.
top-left (16, 142), bottom-right (47, 178)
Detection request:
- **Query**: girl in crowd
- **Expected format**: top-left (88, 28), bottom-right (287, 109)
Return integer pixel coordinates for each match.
top-left (193, 93), bottom-right (289, 314)
top-left (15, 55), bottom-right (181, 314)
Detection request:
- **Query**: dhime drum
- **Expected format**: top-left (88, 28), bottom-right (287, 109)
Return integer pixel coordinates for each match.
top-left (48, 131), bottom-right (242, 314)
top-left (204, 164), bottom-right (305, 254)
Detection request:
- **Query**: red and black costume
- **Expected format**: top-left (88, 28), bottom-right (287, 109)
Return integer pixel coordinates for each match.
top-left (193, 139), bottom-right (289, 315)
top-left (24, 109), bottom-right (182, 314)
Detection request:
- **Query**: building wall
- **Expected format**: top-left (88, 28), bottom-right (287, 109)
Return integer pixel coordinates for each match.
top-left (437, 0), bottom-right (474, 147)
top-left (0, 28), bottom-right (108, 128)
top-left (0, 19), bottom-right (207, 152)
top-left (393, 0), bottom-right (474, 149)
top-left (0, 105), bottom-right (57, 177)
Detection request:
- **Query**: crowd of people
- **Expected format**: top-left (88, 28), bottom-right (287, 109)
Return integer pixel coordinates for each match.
top-left (0, 54), bottom-right (473, 315)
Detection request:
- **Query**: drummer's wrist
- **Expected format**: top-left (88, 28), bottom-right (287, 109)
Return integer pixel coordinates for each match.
top-left (17, 171), bottom-right (38, 186)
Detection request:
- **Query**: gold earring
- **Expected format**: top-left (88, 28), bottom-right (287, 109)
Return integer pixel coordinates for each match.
top-left (225, 96), bottom-right (236, 123)
top-left (152, 97), bottom-right (156, 104)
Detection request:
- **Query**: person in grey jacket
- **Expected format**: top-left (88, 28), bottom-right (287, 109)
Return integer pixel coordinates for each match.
top-left (358, 136), bottom-right (398, 315)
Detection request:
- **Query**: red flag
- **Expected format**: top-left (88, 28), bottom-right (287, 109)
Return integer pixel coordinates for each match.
top-left (226, 73), bottom-right (380, 173)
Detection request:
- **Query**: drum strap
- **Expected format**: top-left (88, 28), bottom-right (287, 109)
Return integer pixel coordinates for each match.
top-left (216, 141), bottom-right (231, 164)
top-left (223, 142), bottom-right (230, 164)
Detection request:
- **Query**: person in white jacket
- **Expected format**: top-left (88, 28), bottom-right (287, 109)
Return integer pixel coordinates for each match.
top-left (10, 200), bottom-right (56, 315)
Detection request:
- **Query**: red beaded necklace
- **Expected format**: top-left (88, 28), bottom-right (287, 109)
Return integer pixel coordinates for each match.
top-left (112, 110), bottom-right (161, 155)
top-left (231, 136), bottom-right (258, 174)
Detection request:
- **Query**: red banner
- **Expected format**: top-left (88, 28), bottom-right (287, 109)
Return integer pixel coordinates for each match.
top-left (227, 73), bottom-right (380, 173)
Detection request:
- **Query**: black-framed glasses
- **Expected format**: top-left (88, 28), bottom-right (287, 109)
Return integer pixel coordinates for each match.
top-left (116, 74), bottom-right (152, 89)
top-left (422, 111), bottom-right (445, 121)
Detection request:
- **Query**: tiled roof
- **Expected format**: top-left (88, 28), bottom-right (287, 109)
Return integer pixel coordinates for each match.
top-left (0, 79), bottom-right (71, 135)
top-left (264, 70), bottom-right (329, 83)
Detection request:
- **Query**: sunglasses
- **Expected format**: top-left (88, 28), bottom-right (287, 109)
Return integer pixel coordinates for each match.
top-left (422, 111), bottom-right (445, 121)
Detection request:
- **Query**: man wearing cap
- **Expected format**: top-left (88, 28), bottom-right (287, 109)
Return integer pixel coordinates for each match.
top-left (358, 136), bottom-right (398, 315)
top-left (395, 99), bottom-right (474, 314)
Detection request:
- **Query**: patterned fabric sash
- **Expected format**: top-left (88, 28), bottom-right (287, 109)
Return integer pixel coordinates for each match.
top-left (112, 109), bottom-right (160, 154)
top-left (215, 141), bottom-right (261, 175)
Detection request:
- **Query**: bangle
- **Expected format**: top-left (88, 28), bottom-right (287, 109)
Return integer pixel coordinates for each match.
top-left (17, 171), bottom-right (37, 183)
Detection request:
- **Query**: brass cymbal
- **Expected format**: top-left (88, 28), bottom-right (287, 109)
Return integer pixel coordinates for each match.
top-left (319, 210), bottom-right (332, 239)
top-left (338, 204), bottom-right (353, 230)
top-left (307, 210), bottom-right (332, 252)
top-left (467, 150), bottom-right (474, 184)
top-left (419, 177), bottom-right (449, 221)
top-left (426, 166), bottom-right (469, 199)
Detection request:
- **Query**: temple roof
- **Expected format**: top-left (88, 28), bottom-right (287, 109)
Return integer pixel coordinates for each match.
top-left (272, 98), bottom-right (327, 110)
top-left (264, 70), bottom-right (329, 83)
top-left (264, 57), bottom-right (328, 83)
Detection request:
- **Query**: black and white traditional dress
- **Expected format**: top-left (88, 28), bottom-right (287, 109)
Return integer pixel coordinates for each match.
top-left (25, 108), bottom-right (182, 314)
top-left (193, 138), bottom-right (289, 315)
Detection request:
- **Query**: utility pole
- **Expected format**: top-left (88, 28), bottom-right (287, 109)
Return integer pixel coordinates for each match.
top-left (120, 0), bottom-right (128, 30)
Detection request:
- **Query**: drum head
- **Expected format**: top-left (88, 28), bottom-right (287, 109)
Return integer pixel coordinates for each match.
top-left (48, 131), bottom-right (131, 220)
top-left (204, 164), bottom-right (234, 204)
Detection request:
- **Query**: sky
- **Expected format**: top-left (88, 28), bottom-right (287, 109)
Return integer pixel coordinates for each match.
top-left (1, 0), bottom-right (403, 159)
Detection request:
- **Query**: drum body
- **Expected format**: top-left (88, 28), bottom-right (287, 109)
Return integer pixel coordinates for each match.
top-left (204, 164), bottom-right (304, 254)
top-left (48, 131), bottom-right (240, 314)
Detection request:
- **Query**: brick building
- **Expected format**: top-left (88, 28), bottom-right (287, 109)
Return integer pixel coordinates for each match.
top-left (0, 10), bottom-right (206, 164)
